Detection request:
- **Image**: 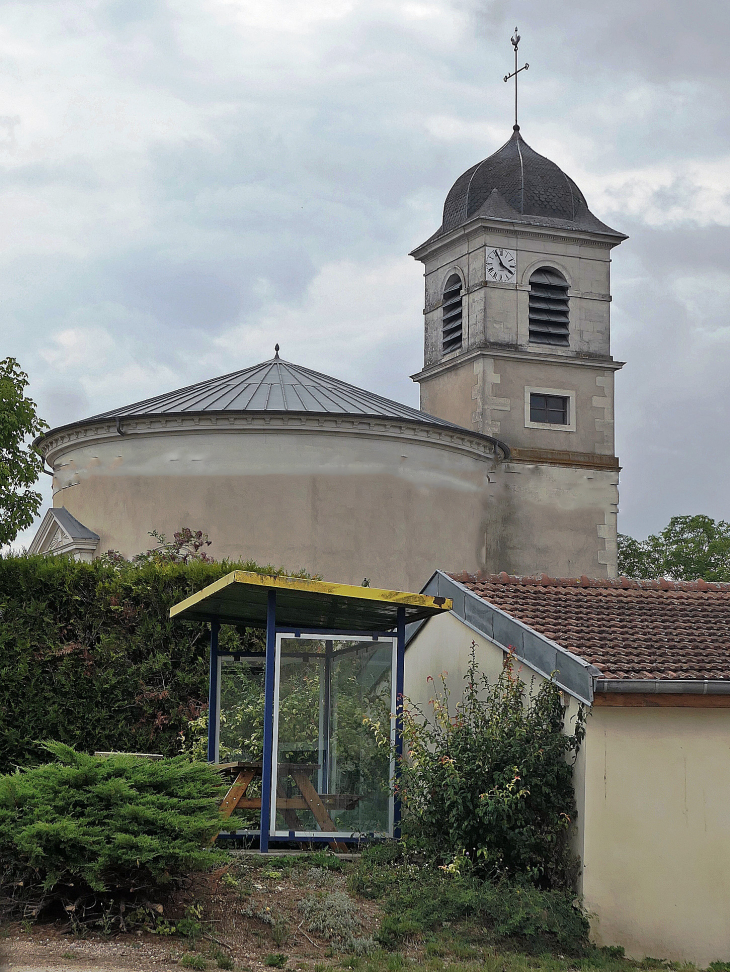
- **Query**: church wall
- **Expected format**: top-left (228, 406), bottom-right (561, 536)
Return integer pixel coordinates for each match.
top-left (487, 461), bottom-right (619, 578)
top-left (420, 225), bottom-right (612, 369)
top-left (419, 354), bottom-right (616, 455)
top-left (48, 426), bottom-right (499, 592)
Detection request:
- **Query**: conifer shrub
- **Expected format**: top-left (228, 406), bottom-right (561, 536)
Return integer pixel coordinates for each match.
top-left (398, 645), bottom-right (585, 889)
top-left (0, 743), bottom-right (224, 922)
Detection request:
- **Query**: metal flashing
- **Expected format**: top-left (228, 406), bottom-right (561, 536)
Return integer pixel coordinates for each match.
top-left (414, 570), bottom-right (598, 705)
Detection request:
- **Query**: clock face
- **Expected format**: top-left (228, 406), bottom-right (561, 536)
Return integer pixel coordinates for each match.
top-left (486, 248), bottom-right (516, 282)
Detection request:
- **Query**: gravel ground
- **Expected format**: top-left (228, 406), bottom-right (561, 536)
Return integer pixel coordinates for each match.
top-left (0, 931), bottom-right (187, 970)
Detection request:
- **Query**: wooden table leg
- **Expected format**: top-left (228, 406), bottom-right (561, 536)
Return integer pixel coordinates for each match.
top-left (276, 781), bottom-right (302, 831)
top-left (291, 769), bottom-right (348, 852)
top-left (219, 769), bottom-right (256, 819)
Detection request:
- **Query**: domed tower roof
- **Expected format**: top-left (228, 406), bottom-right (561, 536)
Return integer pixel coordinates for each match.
top-left (419, 126), bottom-right (625, 246)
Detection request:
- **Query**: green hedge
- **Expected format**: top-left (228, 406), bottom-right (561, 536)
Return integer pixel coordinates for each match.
top-left (0, 554), bottom-right (271, 772)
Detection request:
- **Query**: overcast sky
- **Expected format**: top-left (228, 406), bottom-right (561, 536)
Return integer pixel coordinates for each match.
top-left (3, 0), bottom-right (729, 546)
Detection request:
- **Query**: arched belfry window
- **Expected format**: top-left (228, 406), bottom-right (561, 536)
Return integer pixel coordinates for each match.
top-left (528, 267), bottom-right (569, 346)
top-left (442, 274), bottom-right (463, 354)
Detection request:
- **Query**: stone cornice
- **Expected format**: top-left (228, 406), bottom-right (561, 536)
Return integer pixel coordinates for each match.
top-left (411, 347), bottom-right (625, 383)
top-left (38, 411), bottom-right (511, 467)
top-left (410, 215), bottom-right (624, 262)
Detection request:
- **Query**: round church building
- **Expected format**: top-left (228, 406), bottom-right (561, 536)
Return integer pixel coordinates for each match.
top-left (31, 354), bottom-right (509, 591)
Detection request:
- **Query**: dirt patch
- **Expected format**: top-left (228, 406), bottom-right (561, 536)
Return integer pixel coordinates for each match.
top-left (0, 855), bottom-right (382, 971)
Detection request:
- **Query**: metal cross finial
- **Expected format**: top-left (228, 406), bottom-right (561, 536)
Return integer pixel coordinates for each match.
top-left (503, 26), bottom-right (529, 130)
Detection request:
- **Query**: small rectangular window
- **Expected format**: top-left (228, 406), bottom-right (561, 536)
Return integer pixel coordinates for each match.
top-left (530, 393), bottom-right (569, 425)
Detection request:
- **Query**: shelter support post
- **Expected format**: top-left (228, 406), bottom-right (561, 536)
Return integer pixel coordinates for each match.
top-left (394, 605), bottom-right (405, 837)
top-left (260, 590), bottom-right (277, 852)
top-left (207, 621), bottom-right (220, 764)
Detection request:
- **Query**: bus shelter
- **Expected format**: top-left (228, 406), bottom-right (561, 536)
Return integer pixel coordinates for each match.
top-left (170, 571), bottom-right (451, 850)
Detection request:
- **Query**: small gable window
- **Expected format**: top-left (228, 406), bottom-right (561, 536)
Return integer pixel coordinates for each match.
top-left (528, 267), bottom-right (569, 346)
top-left (442, 274), bottom-right (463, 354)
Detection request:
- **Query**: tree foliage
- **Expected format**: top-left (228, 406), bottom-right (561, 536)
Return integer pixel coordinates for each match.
top-left (618, 514), bottom-right (730, 581)
top-left (399, 645), bottom-right (584, 889)
top-left (0, 357), bottom-right (48, 546)
top-left (0, 742), bottom-right (223, 921)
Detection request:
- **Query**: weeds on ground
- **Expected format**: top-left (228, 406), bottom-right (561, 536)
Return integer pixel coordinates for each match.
top-left (213, 948), bottom-right (235, 969)
top-left (298, 891), bottom-right (375, 954)
top-left (265, 953), bottom-right (288, 967)
top-left (180, 955), bottom-right (207, 970)
top-left (350, 844), bottom-right (588, 954)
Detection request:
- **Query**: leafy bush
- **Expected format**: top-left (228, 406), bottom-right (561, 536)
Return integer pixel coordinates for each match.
top-left (399, 645), bottom-right (585, 888)
top-left (0, 743), bottom-right (224, 921)
top-left (350, 844), bottom-right (589, 954)
top-left (0, 553), bottom-right (309, 772)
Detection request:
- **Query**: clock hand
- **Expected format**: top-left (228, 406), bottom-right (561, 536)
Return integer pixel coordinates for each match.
top-left (496, 252), bottom-right (509, 272)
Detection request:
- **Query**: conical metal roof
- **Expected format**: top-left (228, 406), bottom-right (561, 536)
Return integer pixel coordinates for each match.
top-left (86, 356), bottom-right (460, 430)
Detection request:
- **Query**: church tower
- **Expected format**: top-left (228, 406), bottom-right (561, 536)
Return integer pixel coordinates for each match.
top-left (410, 124), bottom-right (626, 578)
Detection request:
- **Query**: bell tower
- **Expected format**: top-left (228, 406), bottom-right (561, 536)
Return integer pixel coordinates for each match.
top-left (410, 115), bottom-right (627, 578)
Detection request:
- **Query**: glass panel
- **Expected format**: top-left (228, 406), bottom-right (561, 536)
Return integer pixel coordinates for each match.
top-left (219, 655), bottom-right (266, 829)
top-left (530, 393), bottom-right (568, 425)
top-left (274, 638), bottom-right (393, 837)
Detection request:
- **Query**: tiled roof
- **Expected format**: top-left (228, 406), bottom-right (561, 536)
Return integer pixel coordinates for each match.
top-left (450, 572), bottom-right (730, 681)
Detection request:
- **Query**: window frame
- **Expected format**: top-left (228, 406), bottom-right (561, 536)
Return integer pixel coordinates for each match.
top-left (524, 386), bottom-right (576, 432)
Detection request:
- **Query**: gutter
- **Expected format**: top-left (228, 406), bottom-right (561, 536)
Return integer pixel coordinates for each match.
top-left (595, 679), bottom-right (730, 696)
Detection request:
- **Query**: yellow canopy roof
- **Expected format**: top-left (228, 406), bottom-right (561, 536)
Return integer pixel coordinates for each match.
top-left (170, 570), bottom-right (452, 631)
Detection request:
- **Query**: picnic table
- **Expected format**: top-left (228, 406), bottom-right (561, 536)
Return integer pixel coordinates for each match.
top-left (215, 761), bottom-right (359, 851)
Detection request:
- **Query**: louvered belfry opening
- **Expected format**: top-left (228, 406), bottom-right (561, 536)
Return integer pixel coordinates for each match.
top-left (529, 267), bottom-right (570, 346)
top-left (442, 274), bottom-right (463, 354)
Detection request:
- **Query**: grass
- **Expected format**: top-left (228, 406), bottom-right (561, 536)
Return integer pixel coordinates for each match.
top-left (265, 954), bottom-right (288, 968)
top-left (180, 955), bottom-right (208, 970)
top-left (350, 845), bottom-right (589, 955)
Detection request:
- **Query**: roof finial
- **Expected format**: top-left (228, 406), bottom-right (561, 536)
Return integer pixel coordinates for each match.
top-left (274, 343), bottom-right (280, 359)
top-left (504, 26), bottom-right (529, 130)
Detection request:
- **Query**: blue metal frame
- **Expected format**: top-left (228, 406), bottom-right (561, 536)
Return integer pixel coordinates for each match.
top-left (207, 621), bottom-right (220, 763)
top-left (259, 590), bottom-right (277, 853)
top-left (212, 615), bottom-right (404, 850)
top-left (394, 606), bottom-right (406, 836)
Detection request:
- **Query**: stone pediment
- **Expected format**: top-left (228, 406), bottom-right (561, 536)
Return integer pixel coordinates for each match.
top-left (28, 507), bottom-right (100, 562)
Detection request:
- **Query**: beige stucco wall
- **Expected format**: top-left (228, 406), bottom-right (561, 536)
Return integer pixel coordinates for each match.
top-left (407, 612), bottom-right (730, 966)
top-left (486, 461), bottom-right (619, 578)
top-left (582, 706), bottom-right (730, 965)
top-left (419, 354), bottom-right (616, 455)
top-left (44, 420), bottom-right (500, 592)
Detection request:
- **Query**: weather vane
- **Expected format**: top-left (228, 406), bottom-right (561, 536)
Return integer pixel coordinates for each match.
top-left (504, 27), bottom-right (529, 130)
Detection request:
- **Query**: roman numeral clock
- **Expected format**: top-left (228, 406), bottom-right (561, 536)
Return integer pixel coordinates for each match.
top-left (486, 247), bottom-right (516, 282)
